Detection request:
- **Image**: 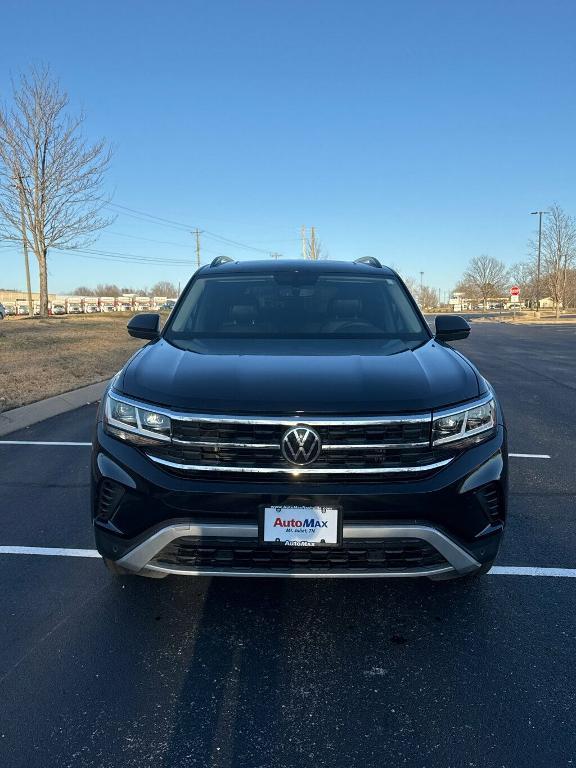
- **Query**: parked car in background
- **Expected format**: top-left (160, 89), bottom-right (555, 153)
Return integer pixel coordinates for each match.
top-left (4, 305), bottom-right (16, 316)
top-left (52, 304), bottom-right (67, 315)
top-left (0, 303), bottom-right (6, 320)
top-left (17, 305), bottom-right (29, 315)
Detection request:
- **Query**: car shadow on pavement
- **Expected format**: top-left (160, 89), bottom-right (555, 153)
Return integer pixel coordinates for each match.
top-left (108, 574), bottom-right (494, 768)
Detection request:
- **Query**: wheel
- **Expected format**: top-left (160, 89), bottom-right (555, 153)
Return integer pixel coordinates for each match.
top-left (103, 557), bottom-right (168, 579)
top-left (428, 561), bottom-right (494, 582)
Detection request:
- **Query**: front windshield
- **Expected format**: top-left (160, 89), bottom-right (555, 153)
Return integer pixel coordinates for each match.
top-left (164, 272), bottom-right (429, 350)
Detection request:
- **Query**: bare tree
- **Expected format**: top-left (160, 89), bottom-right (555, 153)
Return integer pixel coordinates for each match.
top-left (401, 275), bottom-right (418, 297)
top-left (0, 66), bottom-right (114, 316)
top-left (565, 267), bottom-right (576, 309)
top-left (417, 285), bottom-right (439, 310)
top-left (509, 261), bottom-right (536, 307)
top-left (94, 283), bottom-right (121, 297)
top-left (461, 255), bottom-right (509, 310)
top-left (453, 278), bottom-right (481, 306)
top-left (150, 280), bottom-right (178, 298)
top-left (539, 204), bottom-right (576, 318)
top-left (306, 227), bottom-right (326, 260)
top-left (73, 285), bottom-right (94, 296)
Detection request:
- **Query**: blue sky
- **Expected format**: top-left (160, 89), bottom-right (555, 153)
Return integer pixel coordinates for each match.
top-left (1, 0), bottom-right (576, 297)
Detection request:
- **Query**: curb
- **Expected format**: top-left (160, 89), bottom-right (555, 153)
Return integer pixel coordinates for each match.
top-left (0, 379), bottom-right (110, 437)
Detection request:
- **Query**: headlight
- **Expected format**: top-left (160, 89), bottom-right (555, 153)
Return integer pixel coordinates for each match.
top-left (104, 392), bottom-right (172, 444)
top-left (432, 397), bottom-right (496, 447)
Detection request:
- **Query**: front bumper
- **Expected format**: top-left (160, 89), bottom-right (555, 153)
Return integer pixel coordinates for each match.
top-left (112, 521), bottom-right (483, 578)
top-left (92, 423), bottom-right (507, 579)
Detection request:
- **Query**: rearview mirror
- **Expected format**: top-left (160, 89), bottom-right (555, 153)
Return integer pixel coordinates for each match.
top-left (127, 313), bottom-right (161, 340)
top-left (435, 315), bottom-right (470, 342)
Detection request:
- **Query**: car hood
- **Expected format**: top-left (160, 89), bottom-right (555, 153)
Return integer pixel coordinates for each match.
top-left (117, 338), bottom-right (482, 414)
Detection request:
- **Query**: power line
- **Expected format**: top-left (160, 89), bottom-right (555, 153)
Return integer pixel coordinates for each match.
top-left (202, 230), bottom-right (271, 255)
top-left (106, 202), bottom-right (193, 231)
top-left (106, 230), bottom-right (192, 248)
top-left (106, 201), bottom-right (278, 255)
top-left (54, 246), bottom-right (200, 266)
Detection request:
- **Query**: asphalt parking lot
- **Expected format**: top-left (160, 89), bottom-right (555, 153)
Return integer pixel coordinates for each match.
top-left (1, 322), bottom-right (575, 768)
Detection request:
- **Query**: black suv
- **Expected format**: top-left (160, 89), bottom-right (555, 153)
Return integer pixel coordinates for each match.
top-left (91, 257), bottom-right (507, 581)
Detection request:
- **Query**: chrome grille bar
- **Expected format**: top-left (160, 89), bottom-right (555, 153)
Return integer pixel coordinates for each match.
top-left (146, 454), bottom-right (453, 474)
top-left (171, 439), bottom-right (431, 450)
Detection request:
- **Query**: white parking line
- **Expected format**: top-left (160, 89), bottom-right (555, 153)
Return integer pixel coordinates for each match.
top-left (0, 547), bottom-right (575, 577)
top-left (0, 546), bottom-right (100, 557)
top-left (509, 453), bottom-right (551, 459)
top-left (0, 441), bottom-right (91, 446)
top-left (489, 566), bottom-right (576, 578)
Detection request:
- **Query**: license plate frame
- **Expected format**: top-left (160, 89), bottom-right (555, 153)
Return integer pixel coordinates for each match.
top-left (259, 505), bottom-right (342, 548)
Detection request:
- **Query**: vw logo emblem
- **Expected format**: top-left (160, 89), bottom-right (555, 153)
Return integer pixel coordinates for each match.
top-left (281, 426), bottom-right (322, 466)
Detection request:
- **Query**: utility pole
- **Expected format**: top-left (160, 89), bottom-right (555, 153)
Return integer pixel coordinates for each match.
top-left (310, 226), bottom-right (317, 260)
top-left (301, 225), bottom-right (307, 260)
top-left (193, 229), bottom-right (202, 269)
top-left (531, 211), bottom-right (549, 315)
top-left (419, 271), bottom-right (424, 296)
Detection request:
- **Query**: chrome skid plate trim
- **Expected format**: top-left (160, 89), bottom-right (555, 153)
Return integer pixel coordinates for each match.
top-left (117, 522), bottom-right (480, 577)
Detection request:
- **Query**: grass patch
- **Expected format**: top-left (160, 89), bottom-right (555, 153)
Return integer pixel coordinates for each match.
top-left (0, 314), bottom-right (148, 411)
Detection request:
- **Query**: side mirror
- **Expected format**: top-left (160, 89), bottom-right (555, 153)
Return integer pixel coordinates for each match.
top-left (435, 315), bottom-right (470, 342)
top-left (127, 313), bottom-right (161, 340)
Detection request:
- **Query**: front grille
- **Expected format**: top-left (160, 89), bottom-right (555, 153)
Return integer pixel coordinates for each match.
top-left (147, 444), bottom-right (439, 470)
top-left (171, 420), bottom-right (429, 446)
top-left (144, 413), bottom-right (446, 477)
top-left (151, 536), bottom-right (447, 573)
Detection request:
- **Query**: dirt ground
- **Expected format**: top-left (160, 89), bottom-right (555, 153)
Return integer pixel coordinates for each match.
top-left (0, 314), bottom-right (147, 411)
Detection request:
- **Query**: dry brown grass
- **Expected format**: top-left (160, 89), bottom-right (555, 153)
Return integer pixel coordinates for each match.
top-left (0, 314), bottom-right (147, 411)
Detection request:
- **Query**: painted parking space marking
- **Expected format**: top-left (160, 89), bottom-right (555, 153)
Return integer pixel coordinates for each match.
top-left (0, 547), bottom-right (575, 577)
top-left (509, 453), bottom-right (551, 458)
top-left (489, 566), bottom-right (576, 578)
top-left (0, 546), bottom-right (101, 557)
top-left (0, 441), bottom-right (92, 446)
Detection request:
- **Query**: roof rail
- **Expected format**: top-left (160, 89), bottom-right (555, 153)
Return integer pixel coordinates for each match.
top-left (353, 256), bottom-right (382, 268)
top-left (210, 255), bottom-right (235, 268)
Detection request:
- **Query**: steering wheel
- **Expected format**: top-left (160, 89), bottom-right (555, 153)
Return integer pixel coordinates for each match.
top-left (322, 320), bottom-right (382, 333)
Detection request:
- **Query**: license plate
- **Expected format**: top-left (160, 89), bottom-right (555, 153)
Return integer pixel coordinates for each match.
top-left (261, 506), bottom-right (341, 547)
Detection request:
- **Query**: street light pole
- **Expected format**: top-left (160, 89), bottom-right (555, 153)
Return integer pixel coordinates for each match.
top-left (531, 210), bottom-right (549, 314)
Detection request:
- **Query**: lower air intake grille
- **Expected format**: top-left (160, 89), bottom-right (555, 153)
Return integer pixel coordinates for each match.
top-left (151, 537), bottom-right (447, 573)
top-left (477, 483), bottom-right (502, 524)
top-left (97, 479), bottom-right (124, 521)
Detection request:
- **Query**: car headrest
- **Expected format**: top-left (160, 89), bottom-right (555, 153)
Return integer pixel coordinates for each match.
top-left (330, 298), bottom-right (362, 318)
top-left (230, 304), bottom-right (258, 323)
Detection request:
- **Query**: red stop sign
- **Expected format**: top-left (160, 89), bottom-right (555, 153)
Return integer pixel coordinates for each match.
top-left (510, 286), bottom-right (520, 296)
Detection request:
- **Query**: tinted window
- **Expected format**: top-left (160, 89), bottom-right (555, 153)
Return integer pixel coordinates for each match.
top-left (165, 272), bottom-right (428, 347)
